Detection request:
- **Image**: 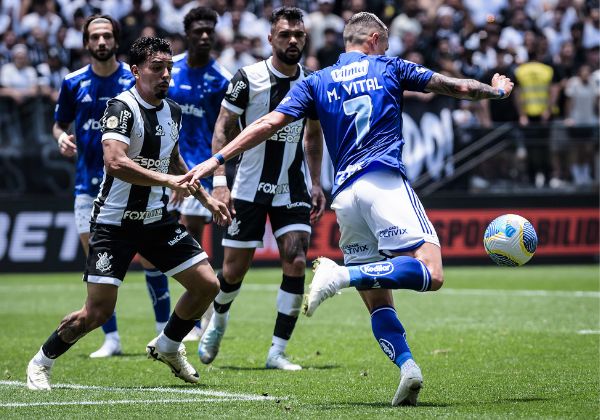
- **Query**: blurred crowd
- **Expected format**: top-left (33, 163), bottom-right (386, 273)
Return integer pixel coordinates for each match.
top-left (0, 0), bottom-right (598, 191)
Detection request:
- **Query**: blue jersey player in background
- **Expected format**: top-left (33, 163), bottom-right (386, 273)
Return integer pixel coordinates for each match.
top-left (183, 12), bottom-right (514, 407)
top-left (53, 15), bottom-right (173, 358)
top-left (167, 7), bottom-right (231, 342)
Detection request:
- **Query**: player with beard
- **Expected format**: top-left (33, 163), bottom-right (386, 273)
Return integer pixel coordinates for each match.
top-left (197, 7), bottom-right (326, 370)
top-left (167, 7), bottom-right (232, 342)
top-left (53, 15), bottom-right (173, 358)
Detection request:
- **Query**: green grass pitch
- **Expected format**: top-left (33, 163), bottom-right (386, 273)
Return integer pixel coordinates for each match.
top-left (0, 265), bottom-right (598, 418)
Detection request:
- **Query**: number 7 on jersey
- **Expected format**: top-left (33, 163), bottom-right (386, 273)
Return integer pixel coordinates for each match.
top-left (343, 95), bottom-right (372, 148)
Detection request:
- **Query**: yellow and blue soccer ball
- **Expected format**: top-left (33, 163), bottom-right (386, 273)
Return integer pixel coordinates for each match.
top-left (483, 214), bottom-right (537, 266)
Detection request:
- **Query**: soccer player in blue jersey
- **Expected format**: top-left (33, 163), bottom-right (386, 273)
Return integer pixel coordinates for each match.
top-left (53, 15), bottom-right (173, 358)
top-left (183, 12), bottom-right (514, 406)
top-left (167, 7), bottom-right (232, 341)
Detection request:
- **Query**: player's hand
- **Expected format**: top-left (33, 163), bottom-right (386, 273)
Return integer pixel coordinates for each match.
top-left (491, 73), bottom-right (514, 98)
top-left (180, 158), bottom-right (220, 185)
top-left (310, 184), bottom-right (326, 224)
top-left (166, 175), bottom-right (196, 197)
top-left (169, 188), bottom-right (186, 207)
top-left (204, 196), bottom-right (231, 227)
top-left (58, 134), bottom-right (77, 157)
top-left (212, 186), bottom-right (235, 216)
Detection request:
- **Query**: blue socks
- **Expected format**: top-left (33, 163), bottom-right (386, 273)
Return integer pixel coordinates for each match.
top-left (101, 312), bottom-right (118, 334)
top-left (145, 269), bottom-right (170, 324)
top-left (348, 256), bottom-right (431, 291)
top-left (370, 305), bottom-right (413, 368)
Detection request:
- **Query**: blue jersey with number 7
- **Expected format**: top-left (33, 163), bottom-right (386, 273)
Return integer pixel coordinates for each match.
top-left (275, 51), bottom-right (433, 196)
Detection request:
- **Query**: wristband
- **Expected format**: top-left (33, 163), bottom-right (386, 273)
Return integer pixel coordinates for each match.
top-left (58, 132), bottom-right (69, 147)
top-left (497, 88), bottom-right (506, 99)
top-left (213, 153), bottom-right (225, 165)
top-left (212, 175), bottom-right (227, 187)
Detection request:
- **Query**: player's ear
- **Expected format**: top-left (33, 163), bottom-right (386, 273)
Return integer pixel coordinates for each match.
top-left (131, 64), bottom-right (140, 79)
top-left (268, 33), bottom-right (273, 45)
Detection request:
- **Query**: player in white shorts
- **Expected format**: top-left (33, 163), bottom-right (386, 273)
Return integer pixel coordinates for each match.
top-left (332, 169), bottom-right (440, 267)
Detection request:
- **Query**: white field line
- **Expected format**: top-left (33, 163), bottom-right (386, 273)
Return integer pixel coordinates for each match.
top-left (577, 330), bottom-right (600, 335)
top-left (0, 399), bottom-right (225, 408)
top-left (241, 284), bottom-right (600, 299)
top-left (0, 380), bottom-right (280, 408)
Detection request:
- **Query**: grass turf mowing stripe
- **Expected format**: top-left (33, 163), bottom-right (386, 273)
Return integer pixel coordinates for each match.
top-left (0, 399), bottom-right (225, 408)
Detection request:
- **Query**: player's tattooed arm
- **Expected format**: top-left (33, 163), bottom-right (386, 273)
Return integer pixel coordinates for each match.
top-left (425, 72), bottom-right (514, 100)
top-left (211, 106), bottom-right (241, 178)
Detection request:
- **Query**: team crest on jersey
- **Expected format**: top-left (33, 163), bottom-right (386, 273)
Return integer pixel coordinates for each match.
top-left (106, 116), bottom-right (119, 129)
top-left (169, 120), bottom-right (179, 140)
top-left (228, 218), bottom-right (240, 236)
top-left (155, 124), bottom-right (165, 136)
top-left (96, 252), bottom-right (113, 273)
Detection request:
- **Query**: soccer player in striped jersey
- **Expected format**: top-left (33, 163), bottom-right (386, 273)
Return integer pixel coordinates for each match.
top-left (167, 7), bottom-right (232, 342)
top-left (183, 12), bottom-right (514, 405)
top-left (27, 37), bottom-right (230, 390)
top-left (197, 7), bottom-right (326, 371)
top-left (52, 15), bottom-right (174, 359)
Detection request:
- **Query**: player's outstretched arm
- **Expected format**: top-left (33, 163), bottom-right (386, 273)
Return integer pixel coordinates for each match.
top-left (304, 118), bottom-right (326, 224)
top-left (184, 111), bottom-right (294, 184)
top-left (425, 72), bottom-right (514, 101)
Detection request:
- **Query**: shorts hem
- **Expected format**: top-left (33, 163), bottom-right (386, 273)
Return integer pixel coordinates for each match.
top-left (222, 239), bottom-right (262, 248)
top-left (273, 224), bottom-right (311, 238)
top-left (164, 252), bottom-right (208, 277)
top-left (86, 275), bottom-right (122, 287)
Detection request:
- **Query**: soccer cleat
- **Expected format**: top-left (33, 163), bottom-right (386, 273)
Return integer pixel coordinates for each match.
top-left (303, 257), bottom-right (345, 317)
top-left (182, 325), bottom-right (203, 342)
top-left (392, 360), bottom-right (423, 406)
top-left (89, 338), bottom-right (122, 358)
top-left (146, 337), bottom-right (199, 384)
top-left (26, 360), bottom-right (51, 391)
top-left (197, 314), bottom-right (227, 364)
top-left (265, 352), bottom-right (302, 371)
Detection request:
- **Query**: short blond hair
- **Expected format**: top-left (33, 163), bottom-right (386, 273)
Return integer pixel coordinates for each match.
top-left (343, 12), bottom-right (388, 46)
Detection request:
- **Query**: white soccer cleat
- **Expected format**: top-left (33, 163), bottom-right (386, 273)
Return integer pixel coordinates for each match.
top-left (265, 353), bottom-right (302, 371)
top-left (303, 257), bottom-right (345, 317)
top-left (182, 326), bottom-right (203, 342)
top-left (89, 338), bottom-right (122, 358)
top-left (146, 337), bottom-right (199, 384)
top-left (197, 315), bottom-right (227, 364)
top-left (392, 360), bottom-right (423, 406)
top-left (26, 360), bottom-right (51, 391)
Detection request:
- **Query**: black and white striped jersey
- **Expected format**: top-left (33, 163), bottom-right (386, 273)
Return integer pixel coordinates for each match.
top-left (222, 57), bottom-right (312, 206)
top-left (92, 87), bottom-right (182, 226)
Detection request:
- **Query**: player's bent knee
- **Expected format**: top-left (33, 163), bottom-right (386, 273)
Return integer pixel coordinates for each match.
top-left (429, 269), bottom-right (444, 291)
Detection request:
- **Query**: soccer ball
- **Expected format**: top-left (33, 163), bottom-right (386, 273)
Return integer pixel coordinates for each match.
top-left (483, 214), bottom-right (538, 266)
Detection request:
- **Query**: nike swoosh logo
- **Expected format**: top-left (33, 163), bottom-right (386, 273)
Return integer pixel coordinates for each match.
top-left (148, 345), bottom-right (181, 374)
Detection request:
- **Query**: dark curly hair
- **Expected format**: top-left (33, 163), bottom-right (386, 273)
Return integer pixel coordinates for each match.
top-left (184, 7), bottom-right (219, 33)
top-left (83, 15), bottom-right (120, 44)
top-left (129, 37), bottom-right (172, 66)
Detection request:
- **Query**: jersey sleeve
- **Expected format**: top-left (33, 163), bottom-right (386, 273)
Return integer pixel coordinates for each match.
top-left (395, 58), bottom-right (434, 92)
top-left (275, 78), bottom-right (318, 120)
top-left (222, 69), bottom-right (250, 115)
top-left (101, 99), bottom-right (134, 144)
top-left (54, 78), bottom-right (76, 123)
